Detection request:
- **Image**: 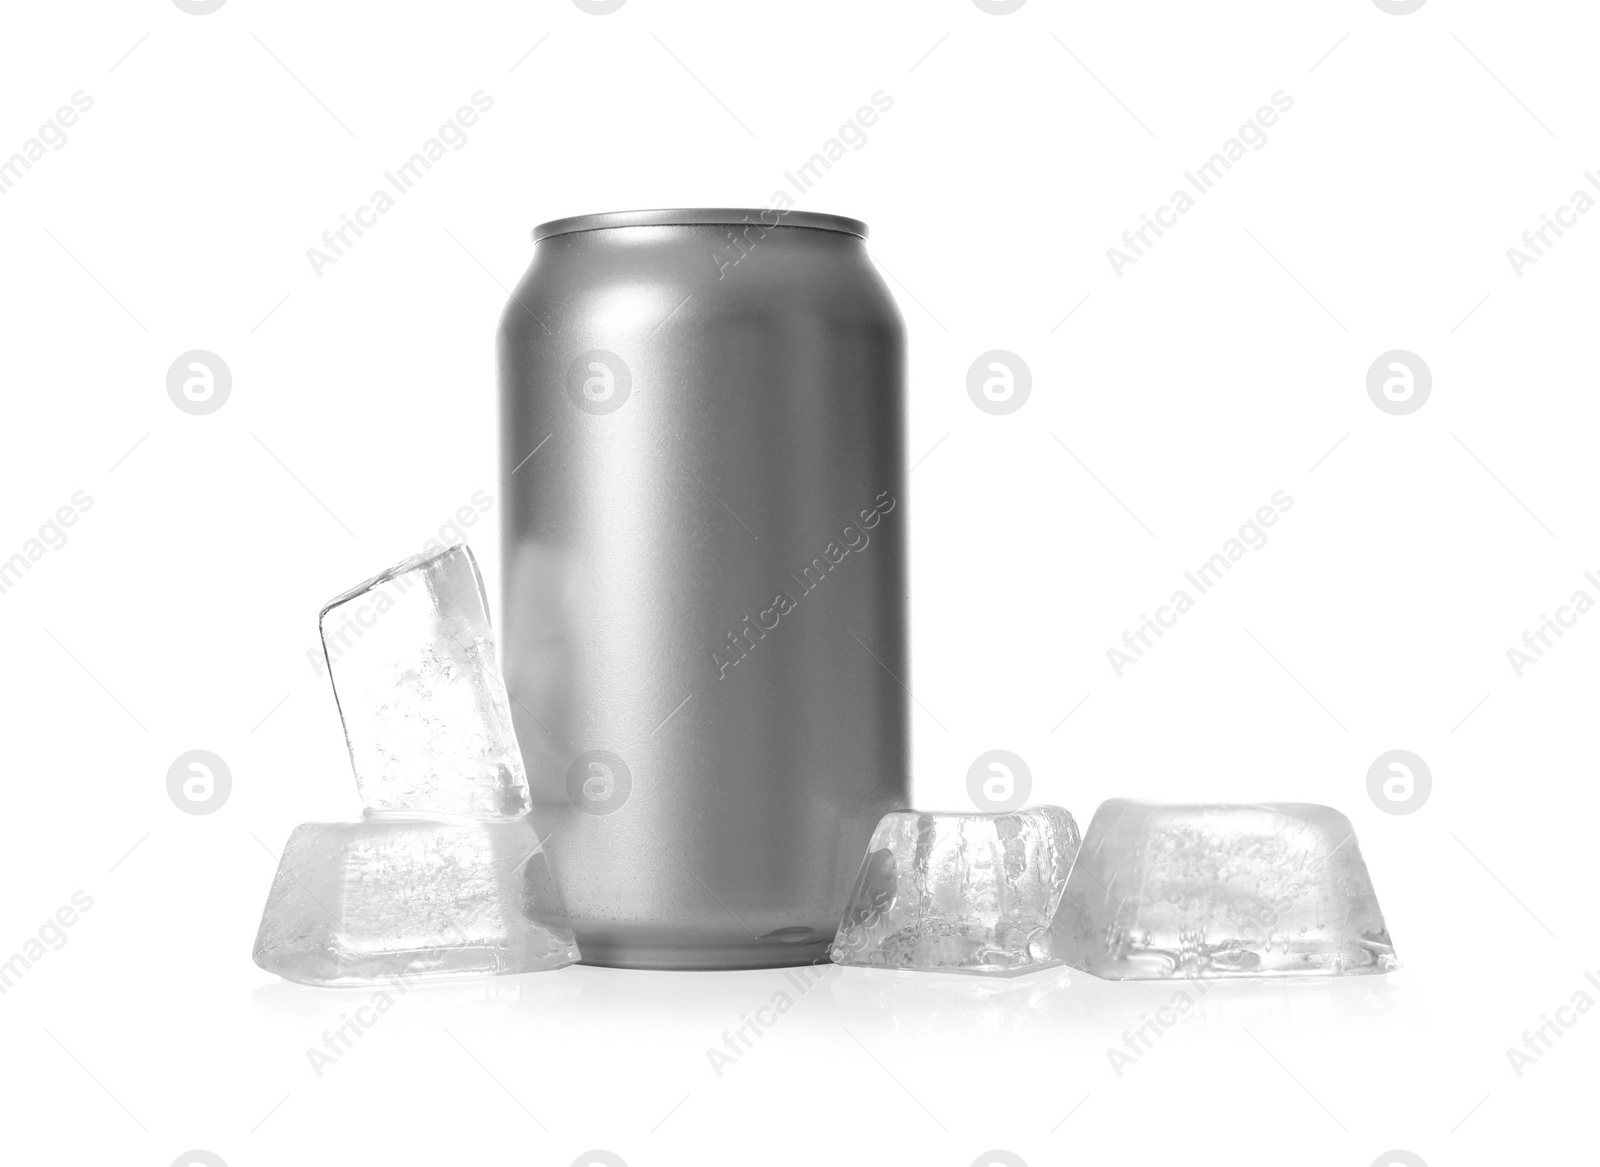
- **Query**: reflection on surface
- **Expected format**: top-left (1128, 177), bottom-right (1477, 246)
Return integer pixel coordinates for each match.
top-left (252, 960), bottom-right (1408, 1044)
top-left (251, 968), bottom-right (585, 1019)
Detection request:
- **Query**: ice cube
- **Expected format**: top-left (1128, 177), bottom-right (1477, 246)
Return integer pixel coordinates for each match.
top-left (1052, 799), bottom-right (1398, 979)
top-left (829, 806), bottom-right (1080, 975)
top-left (252, 815), bottom-right (579, 985)
top-left (320, 544), bottom-right (531, 819)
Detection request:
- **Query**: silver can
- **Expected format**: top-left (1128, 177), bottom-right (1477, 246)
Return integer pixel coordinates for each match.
top-left (498, 208), bottom-right (909, 969)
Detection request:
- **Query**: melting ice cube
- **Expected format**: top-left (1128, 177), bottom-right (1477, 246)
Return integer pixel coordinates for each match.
top-left (320, 544), bottom-right (531, 819)
top-left (252, 815), bottom-right (579, 985)
top-left (830, 806), bottom-right (1080, 975)
top-left (1052, 799), bottom-right (1398, 979)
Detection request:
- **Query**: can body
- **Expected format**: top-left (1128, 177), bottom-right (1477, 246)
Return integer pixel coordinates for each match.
top-left (498, 209), bottom-right (909, 969)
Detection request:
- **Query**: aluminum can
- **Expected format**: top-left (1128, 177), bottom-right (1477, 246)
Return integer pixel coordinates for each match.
top-left (498, 208), bottom-right (909, 969)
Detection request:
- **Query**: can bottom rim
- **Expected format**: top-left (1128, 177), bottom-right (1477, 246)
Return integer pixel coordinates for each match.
top-left (577, 939), bottom-right (835, 971)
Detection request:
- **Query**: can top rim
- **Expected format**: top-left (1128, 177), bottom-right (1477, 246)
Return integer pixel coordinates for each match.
top-left (532, 208), bottom-right (868, 242)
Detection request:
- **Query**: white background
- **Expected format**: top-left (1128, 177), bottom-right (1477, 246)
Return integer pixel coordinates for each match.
top-left (1, 1), bottom-right (1595, 1164)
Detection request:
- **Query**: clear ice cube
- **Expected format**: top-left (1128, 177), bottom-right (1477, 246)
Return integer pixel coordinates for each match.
top-left (829, 807), bottom-right (1080, 975)
top-left (320, 544), bottom-right (531, 819)
top-left (1052, 799), bottom-right (1398, 979)
top-left (252, 815), bottom-right (579, 985)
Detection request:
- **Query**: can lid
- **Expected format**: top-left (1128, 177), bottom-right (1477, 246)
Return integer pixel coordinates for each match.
top-left (533, 208), bottom-right (868, 242)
